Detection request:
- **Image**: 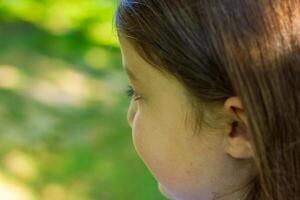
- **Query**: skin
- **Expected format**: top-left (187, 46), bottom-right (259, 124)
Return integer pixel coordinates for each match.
top-left (119, 37), bottom-right (256, 200)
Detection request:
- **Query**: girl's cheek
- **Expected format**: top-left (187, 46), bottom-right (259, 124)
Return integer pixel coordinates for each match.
top-left (127, 100), bottom-right (142, 141)
top-left (127, 100), bottom-right (138, 128)
top-left (127, 100), bottom-right (152, 164)
top-left (129, 104), bottom-right (147, 160)
top-left (131, 108), bottom-right (143, 147)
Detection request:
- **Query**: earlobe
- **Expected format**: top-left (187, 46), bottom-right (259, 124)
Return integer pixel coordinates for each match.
top-left (224, 97), bottom-right (254, 159)
top-left (226, 121), bottom-right (254, 159)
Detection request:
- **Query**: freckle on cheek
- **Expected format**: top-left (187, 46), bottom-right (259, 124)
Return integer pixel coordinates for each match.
top-left (184, 162), bottom-right (195, 177)
top-left (185, 168), bottom-right (192, 176)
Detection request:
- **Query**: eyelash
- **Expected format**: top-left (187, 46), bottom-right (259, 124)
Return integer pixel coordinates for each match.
top-left (126, 85), bottom-right (141, 100)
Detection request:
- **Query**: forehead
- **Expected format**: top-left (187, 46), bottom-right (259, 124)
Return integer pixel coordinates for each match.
top-left (119, 37), bottom-right (152, 81)
top-left (119, 37), bottom-right (166, 78)
top-left (119, 37), bottom-right (141, 66)
top-left (119, 36), bottom-right (181, 88)
top-left (119, 37), bottom-right (189, 102)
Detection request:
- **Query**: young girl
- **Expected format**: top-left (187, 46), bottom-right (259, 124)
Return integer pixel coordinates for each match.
top-left (115, 1), bottom-right (300, 200)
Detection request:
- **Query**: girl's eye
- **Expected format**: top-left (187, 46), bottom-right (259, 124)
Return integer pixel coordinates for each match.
top-left (126, 85), bottom-right (141, 100)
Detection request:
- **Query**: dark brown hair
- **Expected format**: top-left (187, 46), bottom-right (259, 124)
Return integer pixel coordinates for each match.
top-left (115, 0), bottom-right (300, 199)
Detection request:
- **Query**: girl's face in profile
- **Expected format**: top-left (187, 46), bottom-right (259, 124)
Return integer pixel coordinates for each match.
top-left (119, 37), bottom-right (248, 200)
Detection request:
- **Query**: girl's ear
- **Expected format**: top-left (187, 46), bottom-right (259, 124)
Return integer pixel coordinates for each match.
top-left (223, 97), bottom-right (254, 159)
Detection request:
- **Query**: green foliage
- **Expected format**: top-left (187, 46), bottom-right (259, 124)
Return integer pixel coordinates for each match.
top-left (0, 0), bottom-right (119, 46)
top-left (0, 1), bottom-right (167, 199)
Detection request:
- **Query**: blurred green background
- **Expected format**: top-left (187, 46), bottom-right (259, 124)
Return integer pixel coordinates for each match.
top-left (0, 0), bottom-right (166, 199)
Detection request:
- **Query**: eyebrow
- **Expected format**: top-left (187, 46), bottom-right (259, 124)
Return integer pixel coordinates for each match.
top-left (125, 66), bottom-right (139, 81)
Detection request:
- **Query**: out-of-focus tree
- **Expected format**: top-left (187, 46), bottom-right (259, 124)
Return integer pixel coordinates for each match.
top-left (0, 1), bottom-right (167, 199)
